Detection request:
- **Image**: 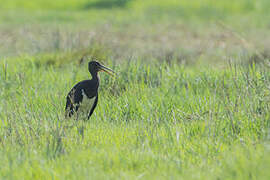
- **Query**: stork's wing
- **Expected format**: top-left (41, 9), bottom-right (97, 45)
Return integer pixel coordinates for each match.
top-left (65, 86), bottom-right (83, 118)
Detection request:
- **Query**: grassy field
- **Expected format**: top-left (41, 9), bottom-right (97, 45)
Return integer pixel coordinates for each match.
top-left (1, 0), bottom-right (270, 179)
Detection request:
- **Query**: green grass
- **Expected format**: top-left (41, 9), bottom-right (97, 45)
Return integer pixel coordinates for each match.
top-left (1, 0), bottom-right (269, 60)
top-left (1, 56), bottom-right (270, 179)
top-left (1, 0), bottom-right (270, 179)
top-left (1, 0), bottom-right (270, 26)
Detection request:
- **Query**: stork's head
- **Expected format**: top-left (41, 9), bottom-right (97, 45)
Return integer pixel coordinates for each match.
top-left (88, 61), bottom-right (115, 76)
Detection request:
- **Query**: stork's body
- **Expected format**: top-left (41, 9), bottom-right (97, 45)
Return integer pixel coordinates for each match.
top-left (65, 61), bottom-right (114, 119)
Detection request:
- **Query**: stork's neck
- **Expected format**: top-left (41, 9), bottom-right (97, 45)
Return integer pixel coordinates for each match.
top-left (90, 71), bottom-right (100, 82)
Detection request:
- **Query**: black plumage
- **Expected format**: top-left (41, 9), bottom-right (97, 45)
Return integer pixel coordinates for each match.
top-left (65, 61), bottom-right (114, 119)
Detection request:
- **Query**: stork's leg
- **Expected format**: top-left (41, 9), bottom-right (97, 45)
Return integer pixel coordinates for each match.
top-left (87, 93), bottom-right (98, 120)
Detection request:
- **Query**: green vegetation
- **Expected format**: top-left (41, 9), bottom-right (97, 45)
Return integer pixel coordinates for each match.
top-left (1, 0), bottom-right (270, 179)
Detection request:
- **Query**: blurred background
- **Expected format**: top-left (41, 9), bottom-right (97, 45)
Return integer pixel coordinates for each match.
top-left (0, 0), bottom-right (269, 65)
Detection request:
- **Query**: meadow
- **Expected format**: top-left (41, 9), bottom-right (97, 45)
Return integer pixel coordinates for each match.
top-left (0, 0), bottom-right (270, 179)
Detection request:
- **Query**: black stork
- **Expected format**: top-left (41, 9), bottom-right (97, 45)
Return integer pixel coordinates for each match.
top-left (65, 61), bottom-right (115, 119)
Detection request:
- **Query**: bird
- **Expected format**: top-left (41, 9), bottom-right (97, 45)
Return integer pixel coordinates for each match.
top-left (65, 61), bottom-right (115, 120)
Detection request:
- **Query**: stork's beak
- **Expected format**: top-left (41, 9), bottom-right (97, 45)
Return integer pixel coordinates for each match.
top-left (98, 64), bottom-right (115, 76)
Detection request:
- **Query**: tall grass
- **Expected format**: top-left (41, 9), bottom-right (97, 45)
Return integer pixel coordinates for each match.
top-left (0, 56), bottom-right (270, 179)
top-left (1, 0), bottom-right (270, 179)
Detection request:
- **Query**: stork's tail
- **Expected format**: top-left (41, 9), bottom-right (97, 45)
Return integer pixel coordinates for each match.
top-left (65, 96), bottom-right (74, 118)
